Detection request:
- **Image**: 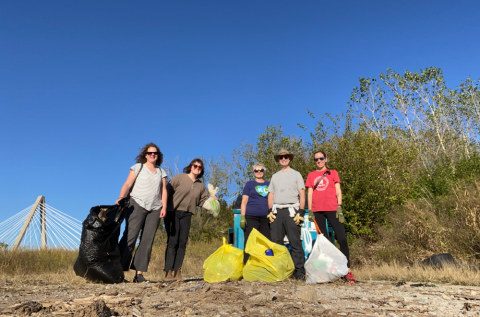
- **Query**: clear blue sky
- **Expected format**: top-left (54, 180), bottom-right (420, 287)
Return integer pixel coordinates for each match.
top-left (1, 1), bottom-right (479, 222)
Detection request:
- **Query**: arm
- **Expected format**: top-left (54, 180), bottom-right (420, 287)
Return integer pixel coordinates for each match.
top-left (307, 188), bottom-right (313, 210)
top-left (297, 172), bottom-right (305, 210)
top-left (299, 189), bottom-right (305, 209)
top-left (116, 170), bottom-right (137, 204)
top-left (268, 192), bottom-right (274, 209)
top-left (240, 195), bottom-right (249, 216)
top-left (160, 177), bottom-right (167, 218)
top-left (198, 186), bottom-right (209, 206)
top-left (335, 183), bottom-right (342, 205)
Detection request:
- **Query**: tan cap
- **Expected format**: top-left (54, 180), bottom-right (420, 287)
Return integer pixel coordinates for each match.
top-left (274, 148), bottom-right (294, 162)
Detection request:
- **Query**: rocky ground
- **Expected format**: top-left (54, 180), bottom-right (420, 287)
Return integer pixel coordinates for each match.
top-left (1, 278), bottom-right (480, 316)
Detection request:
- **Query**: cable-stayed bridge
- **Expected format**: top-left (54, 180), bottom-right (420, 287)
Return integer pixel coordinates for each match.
top-left (0, 196), bottom-right (82, 251)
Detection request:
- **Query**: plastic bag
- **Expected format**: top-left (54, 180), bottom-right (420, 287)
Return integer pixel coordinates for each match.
top-left (202, 183), bottom-right (220, 217)
top-left (73, 198), bottom-right (129, 283)
top-left (305, 234), bottom-right (348, 284)
top-left (243, 228), bottom-right (294, 282)
top-left (203, 237), bottom-right (244, 283)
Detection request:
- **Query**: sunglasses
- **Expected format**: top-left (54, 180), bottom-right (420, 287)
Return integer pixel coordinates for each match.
top-left (147, 152), bottom-right (158, 156)
top-left (192, 164), bottom-right (203, 170)
top-left (278, 155), bottom-right (290, 160)
top-left (314, 157), bottom-right (326, 162)
top-left (254, 169), bottom-right (265, 173)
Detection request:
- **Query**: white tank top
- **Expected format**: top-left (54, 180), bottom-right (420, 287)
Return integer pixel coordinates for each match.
top-left (130, 163), bottom-right (167, 211)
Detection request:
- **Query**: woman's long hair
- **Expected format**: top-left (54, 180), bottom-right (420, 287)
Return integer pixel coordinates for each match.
top-left (183, 158), bottom-right (205, 179)
top-left (135, 143), bottom-right (163, 167)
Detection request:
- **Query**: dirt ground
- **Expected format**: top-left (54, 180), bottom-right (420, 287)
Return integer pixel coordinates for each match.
top-left (2, 277), bottom-right (480, 317)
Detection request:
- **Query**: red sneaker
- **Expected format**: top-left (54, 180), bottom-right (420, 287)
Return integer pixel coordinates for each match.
top-left (344, 272), bottom-right (356, 284)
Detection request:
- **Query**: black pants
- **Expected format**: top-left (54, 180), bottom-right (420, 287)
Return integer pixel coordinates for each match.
top-left (270, 208), bottom-right (305, 272)
top-left (314, 211), bottom-right (350, 268)
top-left (243, 215), bottom-right (271, 264)
top-left (164, 210), bottom-right (192, 272)
top-left (118, 198), bottom-right (160, 272)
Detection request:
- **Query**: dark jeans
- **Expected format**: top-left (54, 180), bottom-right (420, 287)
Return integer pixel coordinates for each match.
top-left (270, 208), bottom-right (305, 272)
top-left (118, 198), bottom-right (160, 272)
top-left (243, 215), bottom-right (271, 264)
top-left (164, 210), bottom-right (192, 271)
top-left (314, 211), bottom-right (350, 268)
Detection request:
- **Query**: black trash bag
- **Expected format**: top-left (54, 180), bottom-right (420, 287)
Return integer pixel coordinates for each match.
top-left (422, 253), bottom-right (457, 268)
top-left (74, 198), bottom-right (130, 283)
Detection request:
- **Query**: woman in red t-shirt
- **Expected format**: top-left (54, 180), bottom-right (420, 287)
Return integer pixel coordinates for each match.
top-left (305, 150), bottom-right (355, 283)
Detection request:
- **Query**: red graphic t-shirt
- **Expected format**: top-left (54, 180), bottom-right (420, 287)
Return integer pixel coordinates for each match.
top-left (305, 169), bottom-right (341, 212)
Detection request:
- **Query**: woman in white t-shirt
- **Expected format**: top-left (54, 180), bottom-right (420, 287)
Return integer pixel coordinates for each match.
top-left (117, 143), bottom-right (167, 283)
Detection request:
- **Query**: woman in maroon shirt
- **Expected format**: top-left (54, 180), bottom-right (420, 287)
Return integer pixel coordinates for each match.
top-left (305, 150), bottom-right (355, 284)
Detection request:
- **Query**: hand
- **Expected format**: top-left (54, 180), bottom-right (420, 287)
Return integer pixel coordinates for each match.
top-left (160, 208), bottom-right (166, 219)
top-left (210, 194), bottom-right (218, 200)
top-left (293, 211), bottom-right (304, 226)
top-left (207, 183), bottom-right (219, 196)
top-left (240, 215), bottom-right (246, 230)
top-left (266, 208), bottom-right (276, 223)
top-left (298, 209), bottom-right (306, 217)
top-left (308, 209), bottom-right (315, 222)
top-left (115, 198), bottom-right (122, 205)
top-left (336, 206), bottom-right (345, 224)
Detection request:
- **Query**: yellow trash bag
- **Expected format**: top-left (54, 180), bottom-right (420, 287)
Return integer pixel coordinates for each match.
top-left (243, 228), bottom-right (294, 282)
top-left (203, 237), bottom-right (244, 283)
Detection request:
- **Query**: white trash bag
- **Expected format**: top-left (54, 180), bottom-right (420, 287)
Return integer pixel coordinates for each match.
top-left (305, 234), bottom-right (348, 284)
top-left (202, 184), bottom-right (220, 217)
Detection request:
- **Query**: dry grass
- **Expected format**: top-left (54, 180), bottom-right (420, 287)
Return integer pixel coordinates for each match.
top-left (355, 262), bottom-right (480, 286)
top-left (348, 180), bottom-right (480, 269)
top-left (2, 240), bottom-right (480, 286)
top-left (0, 240), bottom-right (222, 285)
top-left (0, 249), bottom-right (78, 275)
top-left (126, 239), bottom-right (221, 282)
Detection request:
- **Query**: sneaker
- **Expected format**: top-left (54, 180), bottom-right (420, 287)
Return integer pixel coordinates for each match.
top-left (344, 271), bottom-right (356, 284)
top-left (133, 274), bottom-right (148, 283)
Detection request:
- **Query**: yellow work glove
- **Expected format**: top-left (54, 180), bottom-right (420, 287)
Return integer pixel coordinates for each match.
top-left (293, 209), bottom-right (306, 226)
top-left (336, 206), bottom-right (345, 224)
top-left (293, 214), bottom-right (303, 226)
top-left (266, 209), bottom-right (276, 223)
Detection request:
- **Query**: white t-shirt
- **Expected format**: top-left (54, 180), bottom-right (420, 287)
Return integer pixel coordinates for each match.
top-left (130, 163), bottom-right (167, 211)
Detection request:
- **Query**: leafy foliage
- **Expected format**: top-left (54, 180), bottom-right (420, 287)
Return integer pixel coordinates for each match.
top-left (326, 128), bottom-right (418, 236)
top-left (231, 67), bottom-right (480, 240)
top-left (232, 125), bottom-right (310, 194)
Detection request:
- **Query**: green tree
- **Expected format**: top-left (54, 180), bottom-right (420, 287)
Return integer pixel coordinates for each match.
top-left (232, 125), bottom-right (310, 195)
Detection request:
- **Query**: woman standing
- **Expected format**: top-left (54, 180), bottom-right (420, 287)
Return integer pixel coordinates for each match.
top-left (240, 163), bottom-right (270, 264)
top-left (164, 158), bottom-right (217, 281)
top-left (117, 143), bottom-right (167, 283)
top-left (305, 150), bottom-right (355, 284)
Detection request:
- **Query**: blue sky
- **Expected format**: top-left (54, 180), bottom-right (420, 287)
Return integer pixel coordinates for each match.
top-left (1, 1), bottom-right (480, 224)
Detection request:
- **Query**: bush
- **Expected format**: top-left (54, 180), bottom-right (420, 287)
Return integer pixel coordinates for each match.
top-left (350, 178), bottom-right (480, 266)
top-left (324, 127), bottom-right (418, 237)
top-left (417, 152), bottom-right (480, 198)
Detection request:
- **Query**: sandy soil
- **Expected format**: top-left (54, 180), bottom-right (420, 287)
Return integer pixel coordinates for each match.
top-left (1, 277), bottom-right (480, 316)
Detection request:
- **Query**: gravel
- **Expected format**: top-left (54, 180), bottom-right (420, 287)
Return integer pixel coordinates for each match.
top-left (1, 278), bottom-right (480, 316)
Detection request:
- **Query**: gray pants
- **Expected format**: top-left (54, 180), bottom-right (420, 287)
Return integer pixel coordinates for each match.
top-left (270, 208), bottom-right (305, 272)
top-left (119, 198), bottom-right (160, 272)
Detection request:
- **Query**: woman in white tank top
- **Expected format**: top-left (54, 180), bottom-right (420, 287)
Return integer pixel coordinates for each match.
top-left (117, 143), bottom-right (167, 283)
